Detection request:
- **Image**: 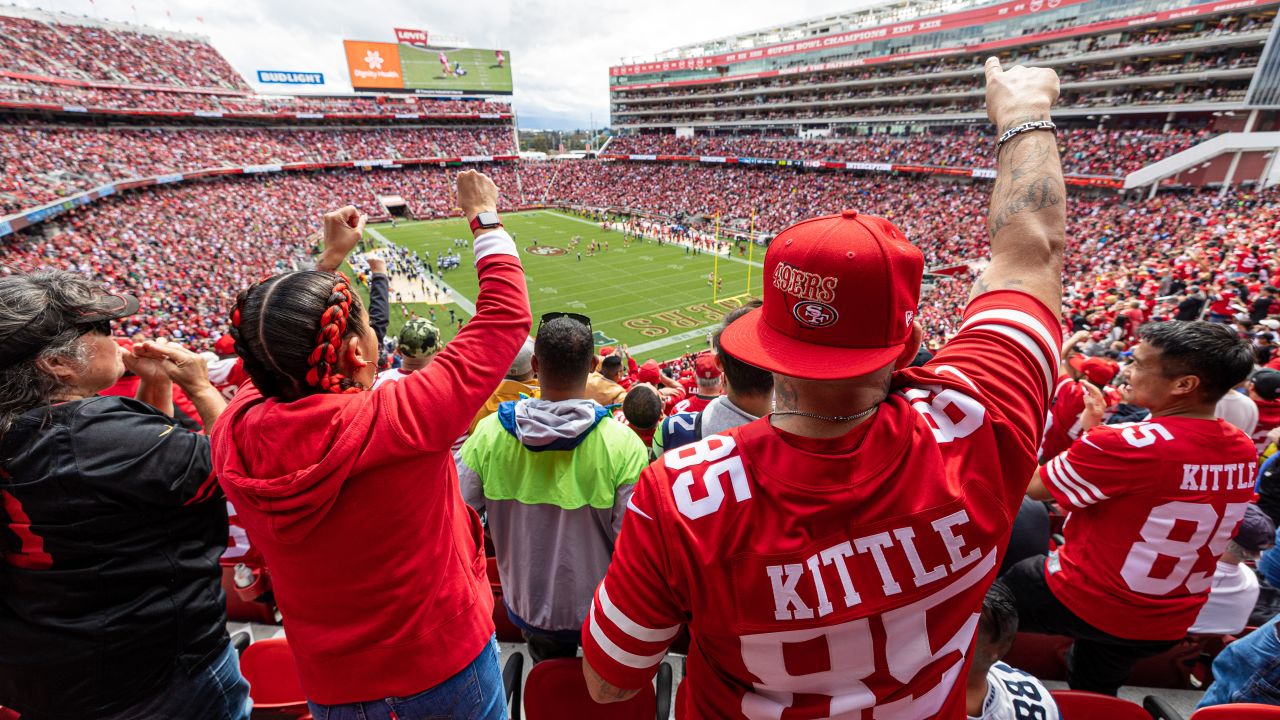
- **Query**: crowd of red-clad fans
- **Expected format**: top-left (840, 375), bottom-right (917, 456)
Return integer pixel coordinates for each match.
top-left (0, 13), bottom-right (248, 90)
top-left (605, 126), bottom-right (1211, 177)
top-left (0, 76), bottom-right (512, 116)
top-left (0, 124), bottom-right (517, 214)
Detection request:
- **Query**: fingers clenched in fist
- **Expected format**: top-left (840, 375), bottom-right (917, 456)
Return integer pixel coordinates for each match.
top-left (983, 56), bottom-right (1060, 128)
top-left (456, 170), bottom-right (499, 222)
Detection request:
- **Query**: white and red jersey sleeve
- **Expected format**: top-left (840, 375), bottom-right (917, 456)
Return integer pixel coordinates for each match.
top-left (1038, 418), bottom-right (1258, 640)
top-left (1039, 378), bottom-right (1086, 461)
top-left (207, 356), bottom-right (249, 401)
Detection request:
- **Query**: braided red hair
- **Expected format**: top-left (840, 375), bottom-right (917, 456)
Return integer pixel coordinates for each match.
top-left (305, 273), bottom-right (364, 394)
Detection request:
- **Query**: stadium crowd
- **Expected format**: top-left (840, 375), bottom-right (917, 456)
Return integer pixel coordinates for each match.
top-left (0, 124), bottom-right (517, 214)
top-left (605, 126), bottom-right (1212, 177)
top-left (0, 76), bottom-right (512, 116)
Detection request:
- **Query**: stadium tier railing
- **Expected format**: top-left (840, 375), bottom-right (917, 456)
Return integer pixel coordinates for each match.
top-left (596, 152), bottom-right (1124, 188)
top-left (0, 154), bottom-right (520, 239)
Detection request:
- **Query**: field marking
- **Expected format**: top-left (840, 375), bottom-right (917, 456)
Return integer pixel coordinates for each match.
top-left (629, 324), bottom-right (718, 356)
top-left (366, 225), bottom-right (477, 315)
top-left (543, 211), bottom-right (765, 270)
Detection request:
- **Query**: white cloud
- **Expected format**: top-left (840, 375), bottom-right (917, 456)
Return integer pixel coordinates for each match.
top-left (35, 0), bottom-right (877, 127)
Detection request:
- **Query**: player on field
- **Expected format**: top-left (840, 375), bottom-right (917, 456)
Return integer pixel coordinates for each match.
top-left (439, 51), bottom-right (452, 76)
top-left (495, 49), bottom-right (505, 68)
top-left (581, 57), bottom-right (1066, 718)
top-left (1006, 321), bottom-right (1258, 695)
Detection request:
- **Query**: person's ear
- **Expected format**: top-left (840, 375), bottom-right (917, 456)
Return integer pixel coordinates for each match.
top-left (894, 322), bottom-right (925, 369)
top-left (35, 351), bottom-right (81, 386)
top-left (341, 335), bottom-right (373, 374)
top-left (1170, 373), bottom-right (1201, 399)
top-left (531, 355), bottom-right (540, 377)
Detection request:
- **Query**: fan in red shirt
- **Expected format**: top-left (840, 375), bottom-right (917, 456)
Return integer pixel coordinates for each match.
top-left (206, 334), bottom-right (250, 401)
top-left (669, 353), bottom-right (722, 414)
top-left (1007, 321), bottom-right (1258, 696)
top-left (581, 58), bottom-right (1066, 719)
top-left (1041, 350), bottom-right (1120, 462)
top-left (1250, 370), bottom-right (1280, 454)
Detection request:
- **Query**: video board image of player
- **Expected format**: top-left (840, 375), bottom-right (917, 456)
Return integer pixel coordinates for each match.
top-left (401, 46), bottom-right (512, 94)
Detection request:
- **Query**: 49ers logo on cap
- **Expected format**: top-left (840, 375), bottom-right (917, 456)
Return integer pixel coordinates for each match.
top-left (793, 301), bottom-right (838, 328)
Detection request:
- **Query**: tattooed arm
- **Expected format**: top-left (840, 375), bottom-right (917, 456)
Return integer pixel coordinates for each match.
top-left (971, 56), bottom-right (1065, 317)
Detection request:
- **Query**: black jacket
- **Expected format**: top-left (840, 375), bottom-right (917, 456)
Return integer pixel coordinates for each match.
top-left (0, 396), bottom-right (228, 719)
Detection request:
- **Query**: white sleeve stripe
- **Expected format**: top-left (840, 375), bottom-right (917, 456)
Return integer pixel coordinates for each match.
top-left (962, 309), bottom-right (1060, 363)
top-left (933, 364), bottom-right (979, 392)
top-left (1048, 456), bottom-right (1100, 507)
top-left (1059, 456), bottom-right (1109, 502)
top-left (1043, 459), bottom-right (1087, 508)
top-left (967, 323), bottom-right (1054, 399)
top-left (473, 228), bottom-right (519, 261)
top-left (587, 603), bottom-right (668, 669)
top-left (598, 583), bottom-right (680, 642)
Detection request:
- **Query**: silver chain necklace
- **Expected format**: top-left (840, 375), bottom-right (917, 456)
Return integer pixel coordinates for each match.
top-left (771, 405), bottom-right (878, 423)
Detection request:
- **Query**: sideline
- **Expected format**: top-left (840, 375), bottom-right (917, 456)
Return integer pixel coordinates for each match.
top-left (365, 225), bottom-right (478, 315)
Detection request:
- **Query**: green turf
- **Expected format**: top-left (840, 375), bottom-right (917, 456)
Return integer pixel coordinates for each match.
top-left (399, 46), bottom-right (513, 94)
top-left (367, 210), bottom-right (763, 361)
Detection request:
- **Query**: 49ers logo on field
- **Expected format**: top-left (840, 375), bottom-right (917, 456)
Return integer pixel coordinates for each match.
top-left (793, 300), bottom-right (838, 328)
top-left (525, 245), bottom-right (567, 256)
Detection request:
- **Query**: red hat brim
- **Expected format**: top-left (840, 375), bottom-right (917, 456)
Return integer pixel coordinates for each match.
top-left (719, 307), bottom-right (907, 381)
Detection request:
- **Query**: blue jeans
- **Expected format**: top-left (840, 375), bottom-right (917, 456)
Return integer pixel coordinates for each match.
top-left (308, 636), bottom-right (506, 720)
top-left (101, 639), bottom-right (252, 720)
top-left (1199, 616), bottom-right (1280, 708)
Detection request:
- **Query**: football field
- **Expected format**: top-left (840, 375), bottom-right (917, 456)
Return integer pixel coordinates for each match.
top-left (399, 46), bottom-right (513, 94)
top-left (364, 210), bottom-right (763, 361)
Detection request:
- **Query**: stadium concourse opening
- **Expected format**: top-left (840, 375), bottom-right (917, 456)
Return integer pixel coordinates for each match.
top-left (5, 1), bottom-right (1280, 719)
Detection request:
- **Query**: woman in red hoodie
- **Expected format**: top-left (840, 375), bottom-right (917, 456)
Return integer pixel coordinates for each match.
top-left (211, 170), bottom-right (529, 719)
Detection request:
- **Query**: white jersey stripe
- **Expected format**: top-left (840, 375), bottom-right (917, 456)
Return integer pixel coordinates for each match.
top-left (967, 323), bottom-right (1054, 399)
top-left (588, 603), bottom-right (668, 669)
top-left (1059, 456), bottom-right (1109, 503)
top-left (1043, 459), bottom-right (1088, 508)
top-left (599, 582), bottom-right (680, 643)
top-left (961, 308), bottom-right (1060, 364)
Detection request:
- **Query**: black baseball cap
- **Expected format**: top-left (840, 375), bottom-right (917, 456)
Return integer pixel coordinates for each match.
top-left (1253, 370), bottom-right (1280, 402)
top-left (0, 291), bottom-right (138, 365)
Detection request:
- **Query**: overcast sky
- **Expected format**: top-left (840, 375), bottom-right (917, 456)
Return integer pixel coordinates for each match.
top-left (33, 0), bottom-right (879, 129)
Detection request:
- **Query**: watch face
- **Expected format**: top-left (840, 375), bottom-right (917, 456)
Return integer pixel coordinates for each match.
top-left (477, 211), bottom-right (501, 227)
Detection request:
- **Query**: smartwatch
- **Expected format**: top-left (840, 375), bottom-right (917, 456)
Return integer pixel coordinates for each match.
top-left (469, 211), bottom-right (502, 233)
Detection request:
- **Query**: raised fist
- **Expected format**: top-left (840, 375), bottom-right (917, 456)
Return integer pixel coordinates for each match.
top-left (984, 56), bottom-right (1060, 129)
top-left (456, 170), bottom-right (499, 222)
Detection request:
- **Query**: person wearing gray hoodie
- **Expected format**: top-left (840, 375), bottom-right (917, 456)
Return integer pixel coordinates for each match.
top-left (458, 314), bottom-right (648, 663)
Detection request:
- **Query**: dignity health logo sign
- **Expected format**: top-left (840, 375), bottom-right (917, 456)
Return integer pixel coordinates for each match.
top-left (343, 40), bottom-right (406, 89)
top-left (257, 70), bottom-right (325, 85)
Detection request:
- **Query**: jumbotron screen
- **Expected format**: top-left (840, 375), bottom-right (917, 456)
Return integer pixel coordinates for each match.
top-left (344, 40), bottom-right (513, 94)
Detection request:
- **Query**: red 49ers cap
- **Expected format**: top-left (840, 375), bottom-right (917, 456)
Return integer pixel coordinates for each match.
top-left (719, 210), bottom-right (922, 380)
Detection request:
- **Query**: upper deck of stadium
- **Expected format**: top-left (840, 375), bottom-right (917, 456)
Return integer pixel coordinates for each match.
top-left (608, 0), bottom-right (1280, 130)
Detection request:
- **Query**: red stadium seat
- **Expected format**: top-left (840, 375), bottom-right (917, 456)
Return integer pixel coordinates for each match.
top-left (487, 557), bottom-right (526, 643)
top-left (1003, 632), bottom-right (1071, 681)
top-left (1050, 690), bottom-right (1151, 719)
top-left (238, 638), bottom-right (309, 717)
top-left (1193, 704), bottom-right (1280, 719)
top-left (0, 707), bottom-right (19, 720)
top-left (523, 658), bottom-right (656, 720)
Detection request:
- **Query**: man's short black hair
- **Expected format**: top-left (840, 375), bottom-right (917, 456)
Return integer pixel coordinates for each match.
top-left (712, 301), bottom-right (774, 397)
top-left (601, 355), bottom-right (623, 378)
top-left (622, 384), bottom-right (663, 430)
top-left (1138, 321), bottom-right (1255, 402)
top-left (534, 316), bottom-right (593, 388)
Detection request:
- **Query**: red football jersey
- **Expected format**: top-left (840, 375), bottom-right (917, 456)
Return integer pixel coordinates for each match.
top-left (1039, 418), bottom-right (1257, 641)
top-left (672, 394), bottom-right (716, 416)
top-left (1039, 378), bottom-right (1086, 462)
top-left (207, 356), bottom-right (250, 401)
top-left (583, 291), bottom-right (1060, 719)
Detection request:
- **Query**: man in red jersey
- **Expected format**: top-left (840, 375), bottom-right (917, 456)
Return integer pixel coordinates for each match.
top-left (1249, 370), bottom-right (1280, 454)
top-left (669, 353), bottom-right (722, 415)
top-left (1007, 321), bottom-right (1258, 695)
top-left (581, 57), bottom-right (1065, 719)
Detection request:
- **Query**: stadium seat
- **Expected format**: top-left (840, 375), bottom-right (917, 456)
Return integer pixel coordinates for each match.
top-left (1192, 704), bottom-right (1280, 718)
top-left (1127, 634), bottom-right (1231, 690)
top-left (503, 651), bottom-right (524, 720)
top-left (238, 638), bottom-right (309, 717)
top-left (1143, 695), bottom-right (1185, 720)
top-left (0, 707), bottom-right (19, 720)
top-left (220, 564), bottom-right (278, 624)
top-left (487, 557), bottom-right (526, 643)
top-left (1003, 632), bottom-right (1071, 681)
top-left (523, 658), bottom-right (657, 720)
top-left (1049, 690), bottom-right (1152, 719)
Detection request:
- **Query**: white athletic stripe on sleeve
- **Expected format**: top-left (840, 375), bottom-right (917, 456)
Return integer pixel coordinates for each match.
top-left (1059, 456), bottom-right (1109, 503)
top-left (587, 603), bottom-right (668, 669)
top-left (473, 228), bottom-right (519, 261)
top-left (933, 365), bottom-right (979, 392)
top-left (598, 583), bottom-right (680, 643)
top-left (962, 309), bottom-right (1060, 382)
top-left (967, 323), bottom-right (1054, 398)
top-left (1043, 459), bottom-right (1088, 508)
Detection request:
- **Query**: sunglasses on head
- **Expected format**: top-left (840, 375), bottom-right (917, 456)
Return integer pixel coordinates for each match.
top-left (539, 312), bottom-right (591, 331)
top-left (79, 319), bottom-right (113, 337)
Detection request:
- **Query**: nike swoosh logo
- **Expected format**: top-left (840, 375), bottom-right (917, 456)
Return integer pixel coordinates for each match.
top-left (626, 498), bottom-right (653, 520)
top-left (158, 426), bottom-right (175, 438)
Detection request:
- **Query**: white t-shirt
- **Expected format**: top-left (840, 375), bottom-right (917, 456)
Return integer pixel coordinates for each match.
top-left (969, 662), bottom-right (1060, 720)
top-left (1216, 389), bottom-right (1259, 436)
top-left (1189, 561), bottom-right (1259, 635)
top-left (372, 368), bottom-right (414, 390)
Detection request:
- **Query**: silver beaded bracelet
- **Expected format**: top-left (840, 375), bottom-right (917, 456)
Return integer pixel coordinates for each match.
top-left (997, 120), bottom-right (1057, 151)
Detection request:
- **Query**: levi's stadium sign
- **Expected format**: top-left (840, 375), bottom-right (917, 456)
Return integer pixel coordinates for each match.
top-left (257, 70), bottom-right (325, 85)
top-left (395, 28), bottom-right (429, 46)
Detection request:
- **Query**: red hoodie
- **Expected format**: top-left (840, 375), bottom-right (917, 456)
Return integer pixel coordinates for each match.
top-left (211, 235), bottom-right (529, 704)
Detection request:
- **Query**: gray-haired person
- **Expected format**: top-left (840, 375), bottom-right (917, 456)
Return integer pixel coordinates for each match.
top-left (0, 271), bottom-right (244, 720)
